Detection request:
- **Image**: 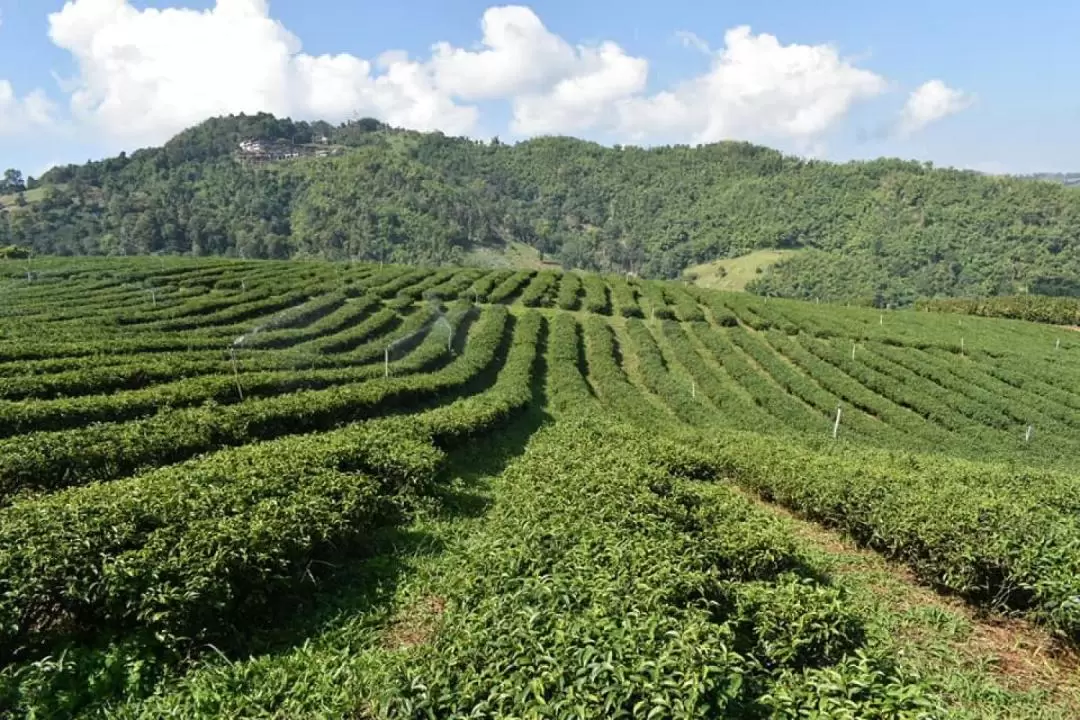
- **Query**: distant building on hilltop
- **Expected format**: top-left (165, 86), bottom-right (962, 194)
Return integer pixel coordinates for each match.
top-left (236, 138), bottom-right (342, 165)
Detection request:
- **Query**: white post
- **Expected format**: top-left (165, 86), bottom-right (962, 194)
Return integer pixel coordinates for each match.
top-left (384, 347), bottom-right (390, 377)
top-left (879, 314), bottom-right (883, 326)
top-left (1025, 425), bottom-right (1033, 443)
top-left (851, 343), bottom-right (856, 361)
top-left (832, 407), bottom-right (842, 439)
top-left (1056, 339), bottom-right (1061, 350)
top-left (961, 337), bottom-right (965, 356)
top-left (242, 279), bottom-right (247, 291)
top-left (692, 380), bottom-right (696, 399)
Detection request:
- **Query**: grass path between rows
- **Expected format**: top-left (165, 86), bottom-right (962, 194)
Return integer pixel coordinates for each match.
top-left (722, 484), bottom-right (1080, 718)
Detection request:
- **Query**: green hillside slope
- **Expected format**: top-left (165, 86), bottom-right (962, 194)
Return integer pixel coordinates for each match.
top-left (4, 113), bottom-right (1080, 305)
top-left (3, 256), bottom-right (1080, 716)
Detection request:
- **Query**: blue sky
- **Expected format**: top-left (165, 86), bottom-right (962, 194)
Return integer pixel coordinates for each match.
top-left (0, 0), bottom-right (1077, 177)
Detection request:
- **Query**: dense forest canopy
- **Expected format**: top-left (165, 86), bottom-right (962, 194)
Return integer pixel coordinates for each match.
top-left (2, 112), bottom-right (1080, 306)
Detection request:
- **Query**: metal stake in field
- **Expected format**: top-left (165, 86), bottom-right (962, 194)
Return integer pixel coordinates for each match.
top-left (1056, 339), bottom-right (1061, 350)
top-left (691, 379), bottom-right (696, 399)
top-left (148, 288), bottom-right (157, 307)
top-left (229, 347), bottom-right (244, 401)
top-left (880, 314), bottom-right (884, 326)
top-left (1025, 425), bottom-right (1034, 443)
top-left (851, 342), bottom-right (857, 361)
top-left (384, 347), bottom-right (390, 377)
top-left (832, 406), bottom-right (843, 439)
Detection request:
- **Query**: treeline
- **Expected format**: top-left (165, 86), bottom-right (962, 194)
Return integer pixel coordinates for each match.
top-left (4, 112), bottom-right (1080, 304)
top-left (917, 295), bottom-right (1080, 326)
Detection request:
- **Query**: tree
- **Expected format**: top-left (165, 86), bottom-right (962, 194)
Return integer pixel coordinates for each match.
top-left (1, 169), bottom-right (25, 194)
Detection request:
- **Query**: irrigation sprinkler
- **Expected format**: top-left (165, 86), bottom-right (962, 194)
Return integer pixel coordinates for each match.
top-left (851, 342), bottom-right (857, 361)
top-left (435, 316), bottom-right (454, 353)
top-left (879, 314), bottom-right (883, 326)
top-left (1056, 339), bottom-right (1061, 350)
top-left (1025, 425), bottom-right (1034, 443)
top-left (241, 279), bottom-right (247, 291)
top-left (148, 288), bottom-right (157, 307)
top-left (228, 347), bottom-right (245, 401)
top-left (384, 347), bottom-right (390, 378)
top-left (832, 406), bottom-right (843, 439)
top-left (691, 379), bottom-right (696, 399)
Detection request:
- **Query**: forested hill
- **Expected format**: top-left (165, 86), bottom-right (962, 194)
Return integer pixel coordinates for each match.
top-left (3, 112), bottom-right (1080, 306)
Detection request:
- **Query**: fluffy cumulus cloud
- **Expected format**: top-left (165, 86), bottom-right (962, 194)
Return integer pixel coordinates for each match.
top-left (46, 0), bottom-right (477, 145)
top-left (898, 79), bottom-right (973, 136)
top-left (38, 1), bottom-right (966, 152)
top-left (617, 27), bottom-right (888, 148)
top-left (427, 7), bottom-right (648, 135)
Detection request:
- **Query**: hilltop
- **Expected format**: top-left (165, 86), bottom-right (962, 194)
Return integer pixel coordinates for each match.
top-left (3, 112), bottom-right (1080, 305)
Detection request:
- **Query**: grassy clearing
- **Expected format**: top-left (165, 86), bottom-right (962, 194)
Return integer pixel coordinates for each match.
top-left (0, 187), bottom-right (47, 209)
top-left (685, 249), bottom-right (803, 292)
top-left (463, 239), bottom-right (563, 271)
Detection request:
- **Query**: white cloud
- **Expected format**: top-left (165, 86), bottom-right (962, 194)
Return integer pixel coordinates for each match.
top-left (510, 41), bottom-right (648, 135)
top-left (617, 26), bottom-right (887, 149)
top-left (46, 0), bottom-right (477, 146)
top-left (0, 11), bottom-right (56, 135)
top-left (0, 82), bottom-right (55, 136)
top-left (429, 6), bottom-right (580, 100)
top-left (38, 2), bottom-right (949, 155)
top-left (428, 7), bottom-right (648, 136)
top-left (674, 31), bottom-right (710, 55)
top-left (898, 79), bottom-right (973, 136)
